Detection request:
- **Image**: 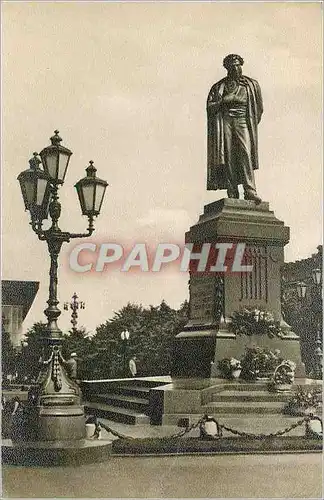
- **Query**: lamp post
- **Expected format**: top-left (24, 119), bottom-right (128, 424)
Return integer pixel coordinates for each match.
top-left (17, 130), bottom-right (108, 441)
top-left (296, 267), bottom-right (322, 380)
top-left (64, 292), bottom-right (85, 334)
top-left (120, 330), bottom-right (130, 377)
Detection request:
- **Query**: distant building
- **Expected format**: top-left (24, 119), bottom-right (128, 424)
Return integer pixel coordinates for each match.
top-left (1, 280), bottom-right (39, 347)
top-left (282, 245), bottom-right (322, 286)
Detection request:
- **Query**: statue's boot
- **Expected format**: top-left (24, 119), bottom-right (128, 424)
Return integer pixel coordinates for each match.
top-left (227, 188), bottom-right (239, 199)
top-left (244, 190), bottom-right (262, 204)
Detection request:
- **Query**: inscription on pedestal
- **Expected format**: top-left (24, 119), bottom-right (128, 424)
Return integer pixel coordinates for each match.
top-left (189, 275), bottom-right (223, 323)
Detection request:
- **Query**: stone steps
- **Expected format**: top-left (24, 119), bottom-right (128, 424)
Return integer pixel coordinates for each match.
top-left (93, 394), bottom-right (149, 412)
top-left (112, 385), bottom-right (151, 397)
top-left (212, 390), bottom-right (292, 403)
top-left (82, 379), bottom-right (165, 425)
top-left (84, 401), bottom-right (150, 425)
top-left (203, 400), bottom-right (285, 414)
top-left (214, 382), bottom-right (270, 392)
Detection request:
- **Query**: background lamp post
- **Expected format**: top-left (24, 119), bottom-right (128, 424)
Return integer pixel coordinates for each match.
top-left (120, 330), bottom-right (130, 377)
top-left (296, 282), bottom-right (307, 300)
top-left (64, 292), bottom-right (86, 334)
top-left (17, 131), bottom-right (108, 441)
top-left (296, 270), bottom-right (323, 380)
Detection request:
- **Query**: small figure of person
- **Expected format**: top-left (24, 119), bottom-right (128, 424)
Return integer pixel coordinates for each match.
top-left (10, 396), bottom-right (25, 441)
top-left (65, 352), bottom-right (78, 380)
top-left (1, 395), bottom-right (10, 439)
top-left (129, 356), bottom-right (137, 377)
top-left (28, 385), bottom-right (38, 406)
top-left (11, 396), bottom-right (22, 417)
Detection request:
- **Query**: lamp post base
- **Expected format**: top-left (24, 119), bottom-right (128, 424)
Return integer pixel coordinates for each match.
top-left (38, 405), bottom-right (86, 441)
top-left (2, 438), bottom-right (112, 466)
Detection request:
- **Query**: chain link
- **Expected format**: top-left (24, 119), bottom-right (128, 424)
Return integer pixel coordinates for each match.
top-left (98, 420), bottom-right (135, 440)
top-left (219, 416), bottom-right (310, 438)
top-left (168, 417), bottom-right (205, 438)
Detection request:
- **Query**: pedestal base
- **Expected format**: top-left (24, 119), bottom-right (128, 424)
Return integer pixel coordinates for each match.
top-left (172, 198), bottom-right (305, 379)
top-left (173, 331), bottom-right (305, 379)
top-left (38, 405), bottom-right (86, 441)
top-left (211, 332), bottom-right (306, 378)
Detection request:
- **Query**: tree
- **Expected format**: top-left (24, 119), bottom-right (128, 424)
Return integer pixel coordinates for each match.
top-left (281, 246), bottom-right (322, 376)
top-left (91, 300), bottom-right (189, 379)
top-left (19, 322), bottom-right (46, 381)
top-left (1, 315), bottom-right (16, 378)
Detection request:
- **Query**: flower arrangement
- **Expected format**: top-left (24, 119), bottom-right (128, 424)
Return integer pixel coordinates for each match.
top-left (218, 357), bottom-right (242, 379)
top-left (283, 387), bottom-right (322, 416)
top-left (271, 360), bottom-right (296, 391)
top-left (229, 308), bottom-right (284, 338)
top-left (240, 346), bottom-right (283, 381)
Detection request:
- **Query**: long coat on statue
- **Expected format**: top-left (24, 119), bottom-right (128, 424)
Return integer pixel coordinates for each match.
top-left (207, 76), bottom-right (263, 191)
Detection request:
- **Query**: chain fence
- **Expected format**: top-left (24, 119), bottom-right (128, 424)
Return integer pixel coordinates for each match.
top-left (98, 414), bottom-right (322, 441)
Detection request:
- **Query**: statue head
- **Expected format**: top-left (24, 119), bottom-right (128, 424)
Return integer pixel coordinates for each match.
top-left (223, 54), bottom-right (244, 79)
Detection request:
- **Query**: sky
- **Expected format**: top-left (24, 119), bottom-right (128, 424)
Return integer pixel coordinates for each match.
top-left (2, 1), bottom-right (322, 337)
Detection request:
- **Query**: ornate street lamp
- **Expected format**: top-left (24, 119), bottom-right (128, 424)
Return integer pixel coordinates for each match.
top-left (17, 153), bottom-right (52, 222)
top-left (39, 130), bottom-right (72, 185)
top-left (64, 292), bottom-right (86, 334)
top-left (17, 131), bottom-right (108, 441)
top-left (121, 330), bottom-right (130, 377)
top-left (120, 330), bottom-right (130, 342)
top-left (75, 161), bottom-right (108, 217)
top-left (312, 268), bottom-right (322, 287)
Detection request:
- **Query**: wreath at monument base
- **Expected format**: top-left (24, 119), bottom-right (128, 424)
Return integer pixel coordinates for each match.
top-left (229, 307), bottom-right (284, 338)
top-left (240, 346), bottom-right (283, 381)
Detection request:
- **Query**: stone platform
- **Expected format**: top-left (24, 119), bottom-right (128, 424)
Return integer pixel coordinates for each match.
top-left (1, 437), bottom-right (113, 466)
top-left (111, 436), bottom-right (322, 456)
top-left (150, 377), bottom-right (322, 427)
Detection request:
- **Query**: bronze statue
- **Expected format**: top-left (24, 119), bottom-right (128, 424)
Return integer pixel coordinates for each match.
top-left (207, 54), bottom-right (263, 203)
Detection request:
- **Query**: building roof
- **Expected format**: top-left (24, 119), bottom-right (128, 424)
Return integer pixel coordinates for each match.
top-left (1, 280), bottom-right (40, 320)
top-left (282, 245), bottom-right (322, 283)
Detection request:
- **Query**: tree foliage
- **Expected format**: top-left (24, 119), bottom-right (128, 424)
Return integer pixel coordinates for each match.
top-left (91, 300), bottom-right (189, 379)
top-left (1, 315), bottom-right (16, 376)
top-left (14, 300), bottom-right (189, 381)
top-left (19, 322), bottom-right (46, 381)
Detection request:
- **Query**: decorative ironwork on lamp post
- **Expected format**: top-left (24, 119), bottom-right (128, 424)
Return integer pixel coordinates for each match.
top-left (17, 130), bottom-right (108, 440)
top-left (64, 293), bottom-right (85, 334)
top-left (296, 267), bottom-right (323, 380)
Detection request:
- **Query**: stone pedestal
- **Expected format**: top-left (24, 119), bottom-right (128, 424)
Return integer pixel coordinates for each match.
top-left (172, 199), bottom-right (304, 378)
top-left (38, 405), bottom-right (86, 441)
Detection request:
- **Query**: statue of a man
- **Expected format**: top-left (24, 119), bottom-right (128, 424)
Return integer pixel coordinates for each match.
top-left (207, 54), bottom-right (263, 202)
